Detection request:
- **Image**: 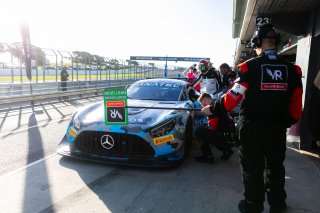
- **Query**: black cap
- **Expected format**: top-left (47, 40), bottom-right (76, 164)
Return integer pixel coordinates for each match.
top-left (246, 23), bottom-right (277, 48)
top-left (257, 23), bottom-right (277, 39)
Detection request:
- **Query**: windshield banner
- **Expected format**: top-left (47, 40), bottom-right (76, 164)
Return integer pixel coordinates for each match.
top-left (104, 88), bottom-right (128, 125)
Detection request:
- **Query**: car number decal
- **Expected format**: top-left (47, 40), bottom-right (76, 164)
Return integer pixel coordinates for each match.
top-left (68, 127), bottom-right (78, 138)
top-left (153, 135), bottom-right (174, 145)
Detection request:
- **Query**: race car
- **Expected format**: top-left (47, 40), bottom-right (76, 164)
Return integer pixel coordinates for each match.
top-left (57, 78), bottom-right (197, 167)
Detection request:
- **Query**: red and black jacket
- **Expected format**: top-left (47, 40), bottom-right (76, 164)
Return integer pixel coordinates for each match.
top-left (221, 70), bottom-right (237, 88)
top-left (210, 49), bottom-right (303, 125)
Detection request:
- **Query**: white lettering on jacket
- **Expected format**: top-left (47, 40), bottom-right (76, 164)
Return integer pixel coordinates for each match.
top-left (231, 83), bottom-right (247, 95)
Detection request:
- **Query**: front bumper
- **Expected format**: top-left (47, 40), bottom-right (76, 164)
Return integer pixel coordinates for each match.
top-left (57, 135), bottom-right (184, 167)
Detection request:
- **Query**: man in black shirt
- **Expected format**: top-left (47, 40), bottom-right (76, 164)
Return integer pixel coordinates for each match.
top-left (202, 23), bottom-right (303, 213)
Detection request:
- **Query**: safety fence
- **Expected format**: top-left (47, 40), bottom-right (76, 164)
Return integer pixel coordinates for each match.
top-left (0, 45), bottom-right (187, 103)
top-left (0, 66), bottom-right (184, 102)
top-left (0, 64), bottom-right (183, 83)
top-left (0, 45), bottom-right (186, 83)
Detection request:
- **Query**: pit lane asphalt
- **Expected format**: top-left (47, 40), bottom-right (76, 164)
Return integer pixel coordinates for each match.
top-left (0, 96), bottom-right (320, 213)
top-left (0, 95), bottom-right (103, 176)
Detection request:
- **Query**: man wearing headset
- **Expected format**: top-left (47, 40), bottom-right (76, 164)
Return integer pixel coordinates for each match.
top-left (192, 59), bottom-right (222, 97)
top-left (202, 23), bottom-right (303, 213)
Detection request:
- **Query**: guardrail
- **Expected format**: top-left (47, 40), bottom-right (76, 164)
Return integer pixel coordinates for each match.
top-left (0, 79), bottom-right (136, 105)
top-left (0, 85), bottom-right (124, 105)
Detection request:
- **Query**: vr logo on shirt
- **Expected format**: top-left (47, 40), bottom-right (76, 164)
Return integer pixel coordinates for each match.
top-left (261, 64), bottom-right (288, 91)
top-left (267, 69), bottom-right (282, 80)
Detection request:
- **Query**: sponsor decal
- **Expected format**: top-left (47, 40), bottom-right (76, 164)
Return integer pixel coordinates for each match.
top-left (135, 82), bottom-right (181, 88)
top-left (228, 90), bottom-right (239, 100)
top-left (261, 64), bottom-right (288, 91)
top-left (261, 83), bottom-right (287, 90)
top-left (68, 127), bottom-right (77, 138)
top-left (108, 108), bottom-right (124, 121)
top-left (129, 118), bottom-right (145, 123)
top-left (153, 135), bottom-right (174, 145)
top-left (106, 101), bottom-right (125, 107)
top-left (231, 83), bottom-right (246, 95)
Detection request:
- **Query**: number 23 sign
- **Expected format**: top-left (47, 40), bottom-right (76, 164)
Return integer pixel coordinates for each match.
top-left (256, 17), bottom-right (271, 27)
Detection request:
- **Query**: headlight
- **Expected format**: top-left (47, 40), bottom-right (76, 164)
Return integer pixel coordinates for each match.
top-left (73, 117), bottom-right (81, 129)
top-left (150, 118), bottom-right (176, 137)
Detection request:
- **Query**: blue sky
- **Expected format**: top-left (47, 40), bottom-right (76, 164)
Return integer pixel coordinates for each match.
top-left (0, 0), bottom-right (237, 68)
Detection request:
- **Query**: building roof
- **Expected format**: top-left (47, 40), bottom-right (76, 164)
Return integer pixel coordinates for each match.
top-left (233, 0), bottom-right (320, 65)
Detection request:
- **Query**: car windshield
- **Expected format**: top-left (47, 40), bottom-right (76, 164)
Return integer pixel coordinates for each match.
top-left (127, 82), bottom-right (183, 101)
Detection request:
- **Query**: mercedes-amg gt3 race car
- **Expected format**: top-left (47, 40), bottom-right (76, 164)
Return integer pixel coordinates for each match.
top-left (58, 78), bottom-right (198, 167)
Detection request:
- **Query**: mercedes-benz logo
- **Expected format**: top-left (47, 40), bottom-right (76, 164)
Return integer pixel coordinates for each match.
top-left (100, 134), bottom-right (115, 149)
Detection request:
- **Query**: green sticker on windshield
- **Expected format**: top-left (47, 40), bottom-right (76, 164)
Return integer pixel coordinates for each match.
top-left (103, 89), bottom-right (128, 125)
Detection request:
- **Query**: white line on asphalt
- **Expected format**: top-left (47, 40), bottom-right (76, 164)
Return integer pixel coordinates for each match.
top-left (0, 116), bottom-right (72, 136)
top-left (0, 153), bottom-right (57, 181)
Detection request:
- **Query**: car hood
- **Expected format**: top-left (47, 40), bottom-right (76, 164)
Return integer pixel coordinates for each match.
top-left (76, 99), bottom-right (185, 129)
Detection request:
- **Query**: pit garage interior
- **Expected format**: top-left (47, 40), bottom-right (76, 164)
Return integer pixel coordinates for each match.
top-left (232, 0), bottom-right (320, 150)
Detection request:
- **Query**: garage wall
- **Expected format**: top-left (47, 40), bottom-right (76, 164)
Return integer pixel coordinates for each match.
top-left (297, 7), bottom-right (320, 149)
top-left (296, 34), bottom-right (312, 104)
top-left (314, 6), bottom-right (320, 37)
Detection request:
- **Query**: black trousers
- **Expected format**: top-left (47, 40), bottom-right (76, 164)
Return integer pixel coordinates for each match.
top-left (61, 82), bottom-right (67, 91)
top-left (237, 118), bottom-right (287, 208)
top-left (195, 126), bottom-right (232, 156)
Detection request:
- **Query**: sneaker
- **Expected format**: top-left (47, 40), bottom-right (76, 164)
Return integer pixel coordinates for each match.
top-left (195, 155), bottom-right (214, 164)
top-left (220, 149), bottom-right (234, 160)
top-left (238, 200), bottom-right (264, 213)
top-left (269, 202), bottom-right (287, 213)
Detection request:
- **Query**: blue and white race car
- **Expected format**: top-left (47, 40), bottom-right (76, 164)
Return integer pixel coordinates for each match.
top-left (57, 78), bottom-right (198, 167)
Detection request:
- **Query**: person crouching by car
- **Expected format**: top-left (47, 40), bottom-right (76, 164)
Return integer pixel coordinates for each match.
top-left (194, 93), bottom-right (234, 164)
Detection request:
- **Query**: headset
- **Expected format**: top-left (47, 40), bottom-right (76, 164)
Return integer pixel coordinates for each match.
top-left (249, 34), bottom-right (261, 48)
